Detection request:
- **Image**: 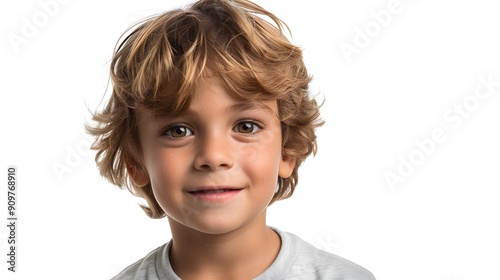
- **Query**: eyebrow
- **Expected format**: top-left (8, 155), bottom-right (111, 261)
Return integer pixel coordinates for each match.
top-left (225, 102), bottom-right (275, 115)
top-left (153, 101), bottom-right (276, 120)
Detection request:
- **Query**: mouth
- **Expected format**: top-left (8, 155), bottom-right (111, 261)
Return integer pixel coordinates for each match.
top-left (188, 188), bottom-right (242, 194)
top-left (187, 187), bottom-right (243, 202)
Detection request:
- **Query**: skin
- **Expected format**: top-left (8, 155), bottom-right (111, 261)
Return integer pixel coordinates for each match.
top-left (129, 77), bottom-right (296, 279)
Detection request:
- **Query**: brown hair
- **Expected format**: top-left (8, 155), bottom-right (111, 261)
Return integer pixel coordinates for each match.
top-left (86, 0), bottom-right (323, 218)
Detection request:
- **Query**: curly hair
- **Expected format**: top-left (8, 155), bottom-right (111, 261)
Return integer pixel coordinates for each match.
top-left (86, 0), bottom-right (323, 218)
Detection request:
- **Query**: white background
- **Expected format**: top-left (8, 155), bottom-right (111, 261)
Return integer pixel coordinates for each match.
top-left (1, 0), bottom-right (499, 279)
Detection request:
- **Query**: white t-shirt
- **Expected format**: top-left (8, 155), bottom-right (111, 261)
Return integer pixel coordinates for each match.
top-left (111, 228), bottom-right (376, 279)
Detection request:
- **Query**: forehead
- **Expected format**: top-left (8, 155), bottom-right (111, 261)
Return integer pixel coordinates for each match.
top-left (190, 76), bottom-right (277, 109)
top-left (138, 76), bottom-right (279, 119)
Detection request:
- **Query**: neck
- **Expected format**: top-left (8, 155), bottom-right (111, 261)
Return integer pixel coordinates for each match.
top-left (167, 211), bottom-right (280, 280)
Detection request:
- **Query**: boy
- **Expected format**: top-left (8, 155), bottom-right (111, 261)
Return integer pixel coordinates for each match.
top-left (87, 0), bottom-right (375, 279)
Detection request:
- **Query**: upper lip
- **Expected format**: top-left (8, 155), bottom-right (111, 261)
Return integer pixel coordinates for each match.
top-left (187, 186), bottom-right (243, 192)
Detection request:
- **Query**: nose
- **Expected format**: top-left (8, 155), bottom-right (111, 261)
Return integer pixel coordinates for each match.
top-left (194, 133), bottom-right (234, 171)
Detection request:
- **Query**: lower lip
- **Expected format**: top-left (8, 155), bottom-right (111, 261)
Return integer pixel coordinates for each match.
top-left (188, 189), bottom-right (242, 202)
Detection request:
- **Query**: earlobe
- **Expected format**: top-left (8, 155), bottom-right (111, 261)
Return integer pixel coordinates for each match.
top-left (278, 155), bottom-right (296, 178)
top-left (126, 163), bottom-right (150, 187)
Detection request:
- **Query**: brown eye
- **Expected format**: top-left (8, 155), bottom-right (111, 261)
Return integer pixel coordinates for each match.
top-left (166, 126), bottom-right (193, 138)
top-left (234, 122), bottom-right (260, 134)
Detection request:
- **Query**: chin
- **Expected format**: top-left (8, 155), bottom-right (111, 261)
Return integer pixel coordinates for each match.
top-left (189, 216), bottom-right (247, 235)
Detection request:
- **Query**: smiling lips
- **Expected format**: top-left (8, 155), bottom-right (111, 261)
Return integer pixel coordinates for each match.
top-left (188, 187), bottom-right (243, 202)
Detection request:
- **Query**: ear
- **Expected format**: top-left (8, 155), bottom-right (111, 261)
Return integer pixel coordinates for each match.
top-left (278, 155), bottom-right (296, 178)
top-left (126, 163), bottom-right (150, 187)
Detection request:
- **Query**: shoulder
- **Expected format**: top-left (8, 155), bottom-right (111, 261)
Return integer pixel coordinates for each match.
top-left (110, 243), bottom-right (168, 280)
top-left (277, 229), bottom-right (376, 280)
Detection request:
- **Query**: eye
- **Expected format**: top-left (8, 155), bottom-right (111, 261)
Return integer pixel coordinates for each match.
top-left (164, 126), bottom-right (193, 138)
top-left (233, 121), bottom-right (261, 134)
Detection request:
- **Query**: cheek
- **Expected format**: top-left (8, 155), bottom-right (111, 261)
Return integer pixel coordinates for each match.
top-left (145, 149), bottom-right (194, 220)
top-left (238, 132), bottom-right (282, 186)
top-left (144, 148), bottom-right (191, 200)
top-left (145, 144), bottom-right (191, 178)
top-left (239, 130), bottom-right (281, 162)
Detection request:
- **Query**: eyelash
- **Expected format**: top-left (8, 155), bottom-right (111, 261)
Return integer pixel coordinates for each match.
top-left (163, 125), bottom-right (194, 138)
top-left (233, 120), bottom-right (262, 135)
top-left (161, 120), bottom-right (263, 138)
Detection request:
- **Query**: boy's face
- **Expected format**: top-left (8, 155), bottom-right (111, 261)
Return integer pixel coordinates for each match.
top-left (132, 77), bottom-right (295, 234)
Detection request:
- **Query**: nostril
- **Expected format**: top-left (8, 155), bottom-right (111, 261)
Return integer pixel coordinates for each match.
top-left (199, 164), bottom-right (211, 170)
